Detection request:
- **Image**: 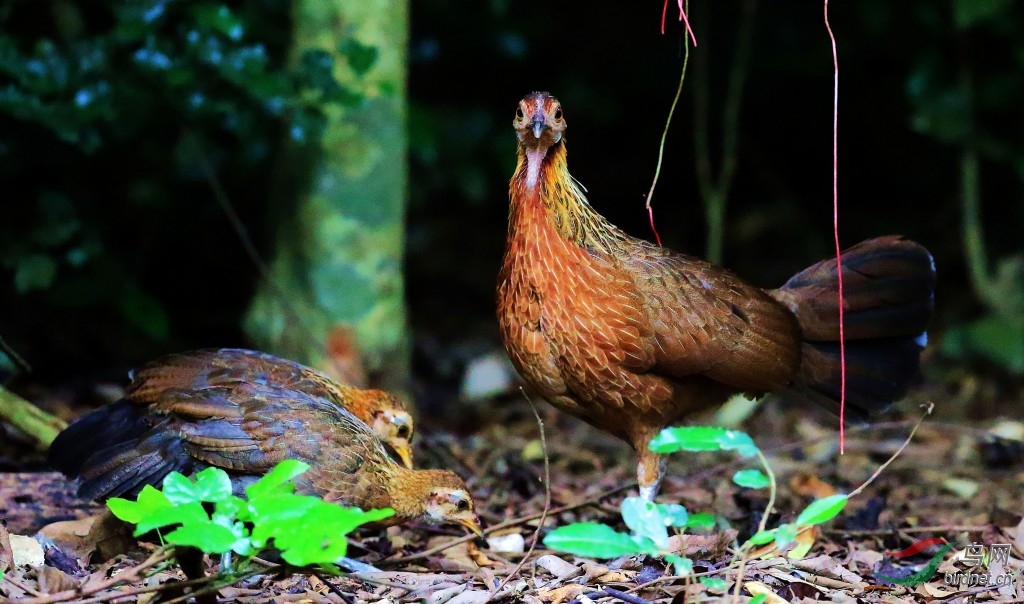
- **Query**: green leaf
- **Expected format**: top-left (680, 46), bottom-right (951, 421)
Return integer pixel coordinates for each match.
top-left (191, 3), bottom-right (245, 41)
top-left (747, 530), bottom-right (776, 546)
top-left (246, 459), bottom-right (308, 499)
top-left (664, 554), bottom-right (693, 576)
top-left (14, 254), bottom-right (57, 292)
top-left (795, 494), bottom-right (848, 526)
top-left (750, 594), bottom-right (768, 604)
top-left (620, 497), bottom-right (669, 550)
top-left (165, 520), bottom-right (240, 553)
top-left (685, 512), bottom-right (715, 531)
top-left (135, 502), bottom-right (209, 536)
top-left (715, 431), bottom-right (759, 457)
top-left (338, 39), bottom-right (378, 77)
top-left (107, 497), bottom-right (144, 524)
top-left (543, 522), bottom-right (644, 558)
top-left (953, 0), bottom-right (1013, 28)
top-left (656, 503), bottom-right (689, 528)
top-left (732, 469), bottom-right (770, 489)
top-left (698, 576), bottom-right (727, 591)
top-left (774, 523), bottom-right (798, 549)
top-left (192, 467), bottom-right (233, 502)
top-left (649, 426), bottom-right (728, 453)
top-left (162, 472), bottom-right (200, 504)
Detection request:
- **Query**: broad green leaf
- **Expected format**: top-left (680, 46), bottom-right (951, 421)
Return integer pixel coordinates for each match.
top-left (715, 431), bottom-right (759, 457)
top-left (774, 523), bottom-right (798, 549)
top-left (108, 484), bottom-right (174, 526)
top-left (191, 467), bottom-right (233, 502)
top-left (162, 472), bottom-right (200, 504)
top-left (747, 530), bottom-right (776, 546)
top-left (279, 532), bottom-right (349, 566)
top-left (165, 520), bottom-right (239, 553)
top-left (246, 459), bottom-right (308, 499)
top-left (106, 497), bottom-right (144, 524)
top-left (750, 594), bottom-right (768, 604)
top-left (656, 503), bottom-right (689, 528)
top-left (621, 497), bottom-right (669, 550)
top-left (732, 469), bottom-right (769, 489)
top-left (649, 426), bottom-right (728, 453)
top-left (795, 494), bottom-right (848, 526)
top-left (699, 576), bottom-right (727, 590)
top-left (135, 502), bottom-right (209, 535)
top-left (685, 512), bottom-right (715, 531)
top-left (664, 554), bottom-right (693, 576)
top-left (544, 522), bottom-right (643, 558)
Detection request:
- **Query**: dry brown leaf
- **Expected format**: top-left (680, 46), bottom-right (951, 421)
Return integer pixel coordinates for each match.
top-left (787, 526), bottom-right (819, 559)
top-left (39, 516), bottom-right (97, 563)
top-left (466, 540), bottom-right (499, 567)
top-left (537, 583), bottom-right (587, 604)
top-left (579, 561), bottom-right (631, 584)
top-left (743, 580), bottom-right (790, 603)
top-left (36, 565), bottom-right (79, 594)
top-left (535, 554), bottom-right (579, 580)
top-left (666, 529), bottom-right (737, 558)
top-left (425, 536), bottom-right (478, 571)
top-left (790, 473), bottom-right (837, 499)
top-left (791, 555), bottom-right (865, 586)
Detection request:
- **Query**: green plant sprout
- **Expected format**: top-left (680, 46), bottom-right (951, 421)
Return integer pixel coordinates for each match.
top-left (543, 425), bottom-right (847, 590)
top-left (107, 459), bottom-right (393, 569)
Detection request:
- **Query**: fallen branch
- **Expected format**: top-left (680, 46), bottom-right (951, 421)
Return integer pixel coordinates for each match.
top-left (0, 385), bottom-right (66, 451)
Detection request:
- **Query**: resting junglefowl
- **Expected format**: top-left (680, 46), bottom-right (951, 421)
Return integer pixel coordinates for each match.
top-left (497, 91), bottom-right (935, 500)
top-left (121, 348), bottom-right (415, 468)
top-left (48, 381), bottom-right (482, 535)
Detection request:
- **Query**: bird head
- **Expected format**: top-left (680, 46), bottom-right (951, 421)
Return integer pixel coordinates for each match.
top-left (367, 391), bottom-right (416, 469)
top-left (514, 91), bottom-right (566, 150)
top-left (416, 470), bottom-right (484, 537)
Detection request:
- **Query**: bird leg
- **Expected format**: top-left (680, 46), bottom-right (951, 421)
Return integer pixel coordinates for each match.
top-left (636, 450), bottom-right (666, 502)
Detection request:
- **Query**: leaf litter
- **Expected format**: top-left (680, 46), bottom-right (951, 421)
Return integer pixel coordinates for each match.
top-left (1, 382), bottom-right (1023, 603)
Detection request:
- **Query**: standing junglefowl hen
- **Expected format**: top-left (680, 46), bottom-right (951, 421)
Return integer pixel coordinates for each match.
top-left (48, 382), bottom-right (482, 535)
top-left (121, 348), bottom-right (415, 468)
top-left (498, 92), bottom-right (935, 500)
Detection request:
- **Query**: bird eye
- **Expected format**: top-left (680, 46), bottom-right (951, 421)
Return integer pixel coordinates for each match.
top-left (554, 108), bottom-right (563, 120)
top-left (515, 108), bottom-right (524, 119)
top-left (456, 499), bottom-right (470, 512)
top-left (396, 425), bottom-right (410, 439)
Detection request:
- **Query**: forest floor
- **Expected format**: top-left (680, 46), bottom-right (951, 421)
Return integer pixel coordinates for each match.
top-left (1, 365), bottom-right (1022, 603)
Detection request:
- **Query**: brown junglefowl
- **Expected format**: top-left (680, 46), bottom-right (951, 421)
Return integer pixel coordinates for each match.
top-left (123, 348), bottom-right (415, 468)
top-left (48, 382), bottom-right (482, 535)
top-left (497, 92), bottom-right (936, 500)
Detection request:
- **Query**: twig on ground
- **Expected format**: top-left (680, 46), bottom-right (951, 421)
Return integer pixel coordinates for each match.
top-left (0, 384), bottom-right (67, 450)
top-left (847, 402), bottom-right (933, 499)
top-left (569, 587), bottom-right (653, 604)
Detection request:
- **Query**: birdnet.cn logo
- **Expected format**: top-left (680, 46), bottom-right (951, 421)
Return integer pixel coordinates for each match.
top-left (874, 538), bottom-right (1018, 589)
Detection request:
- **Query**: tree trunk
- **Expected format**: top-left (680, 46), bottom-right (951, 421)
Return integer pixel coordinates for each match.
top-left (245, 0), bottom-right (410, 390)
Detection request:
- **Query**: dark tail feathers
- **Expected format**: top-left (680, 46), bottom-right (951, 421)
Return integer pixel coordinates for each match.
top-left (48, 401), bottom-right (192, 500)
top-left (769, 236), bottom-right (936, 418)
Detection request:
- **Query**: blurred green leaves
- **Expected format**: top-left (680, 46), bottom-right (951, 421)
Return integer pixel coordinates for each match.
top-left (0, 1), bottom-right (369, 348)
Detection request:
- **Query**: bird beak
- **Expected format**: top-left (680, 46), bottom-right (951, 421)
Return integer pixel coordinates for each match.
top-left (532, 116), bottom-right (545, 139)
top-left (458, 515), bottom-right (485, 537)
top-left (394, 442), bottom-right (414, 469)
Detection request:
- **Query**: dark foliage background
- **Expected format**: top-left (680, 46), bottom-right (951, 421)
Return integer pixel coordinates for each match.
top-left (2, 0), bottom-right (1022, 390)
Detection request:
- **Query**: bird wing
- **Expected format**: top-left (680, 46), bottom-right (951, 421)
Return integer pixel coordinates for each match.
top-left (624, 244), bottom-right (802, 391)
top-left (153, 384), bottom-right (385, 485)
top-left (127, 348), bottom-right (353, 408)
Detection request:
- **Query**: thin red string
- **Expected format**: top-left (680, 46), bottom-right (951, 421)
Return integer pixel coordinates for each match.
top-left (647, 206), bottom-right (663, 246)
top-left (824, 0), bottom-right (847, 454)
top-left (661, 0), bottom-right (697, 47)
